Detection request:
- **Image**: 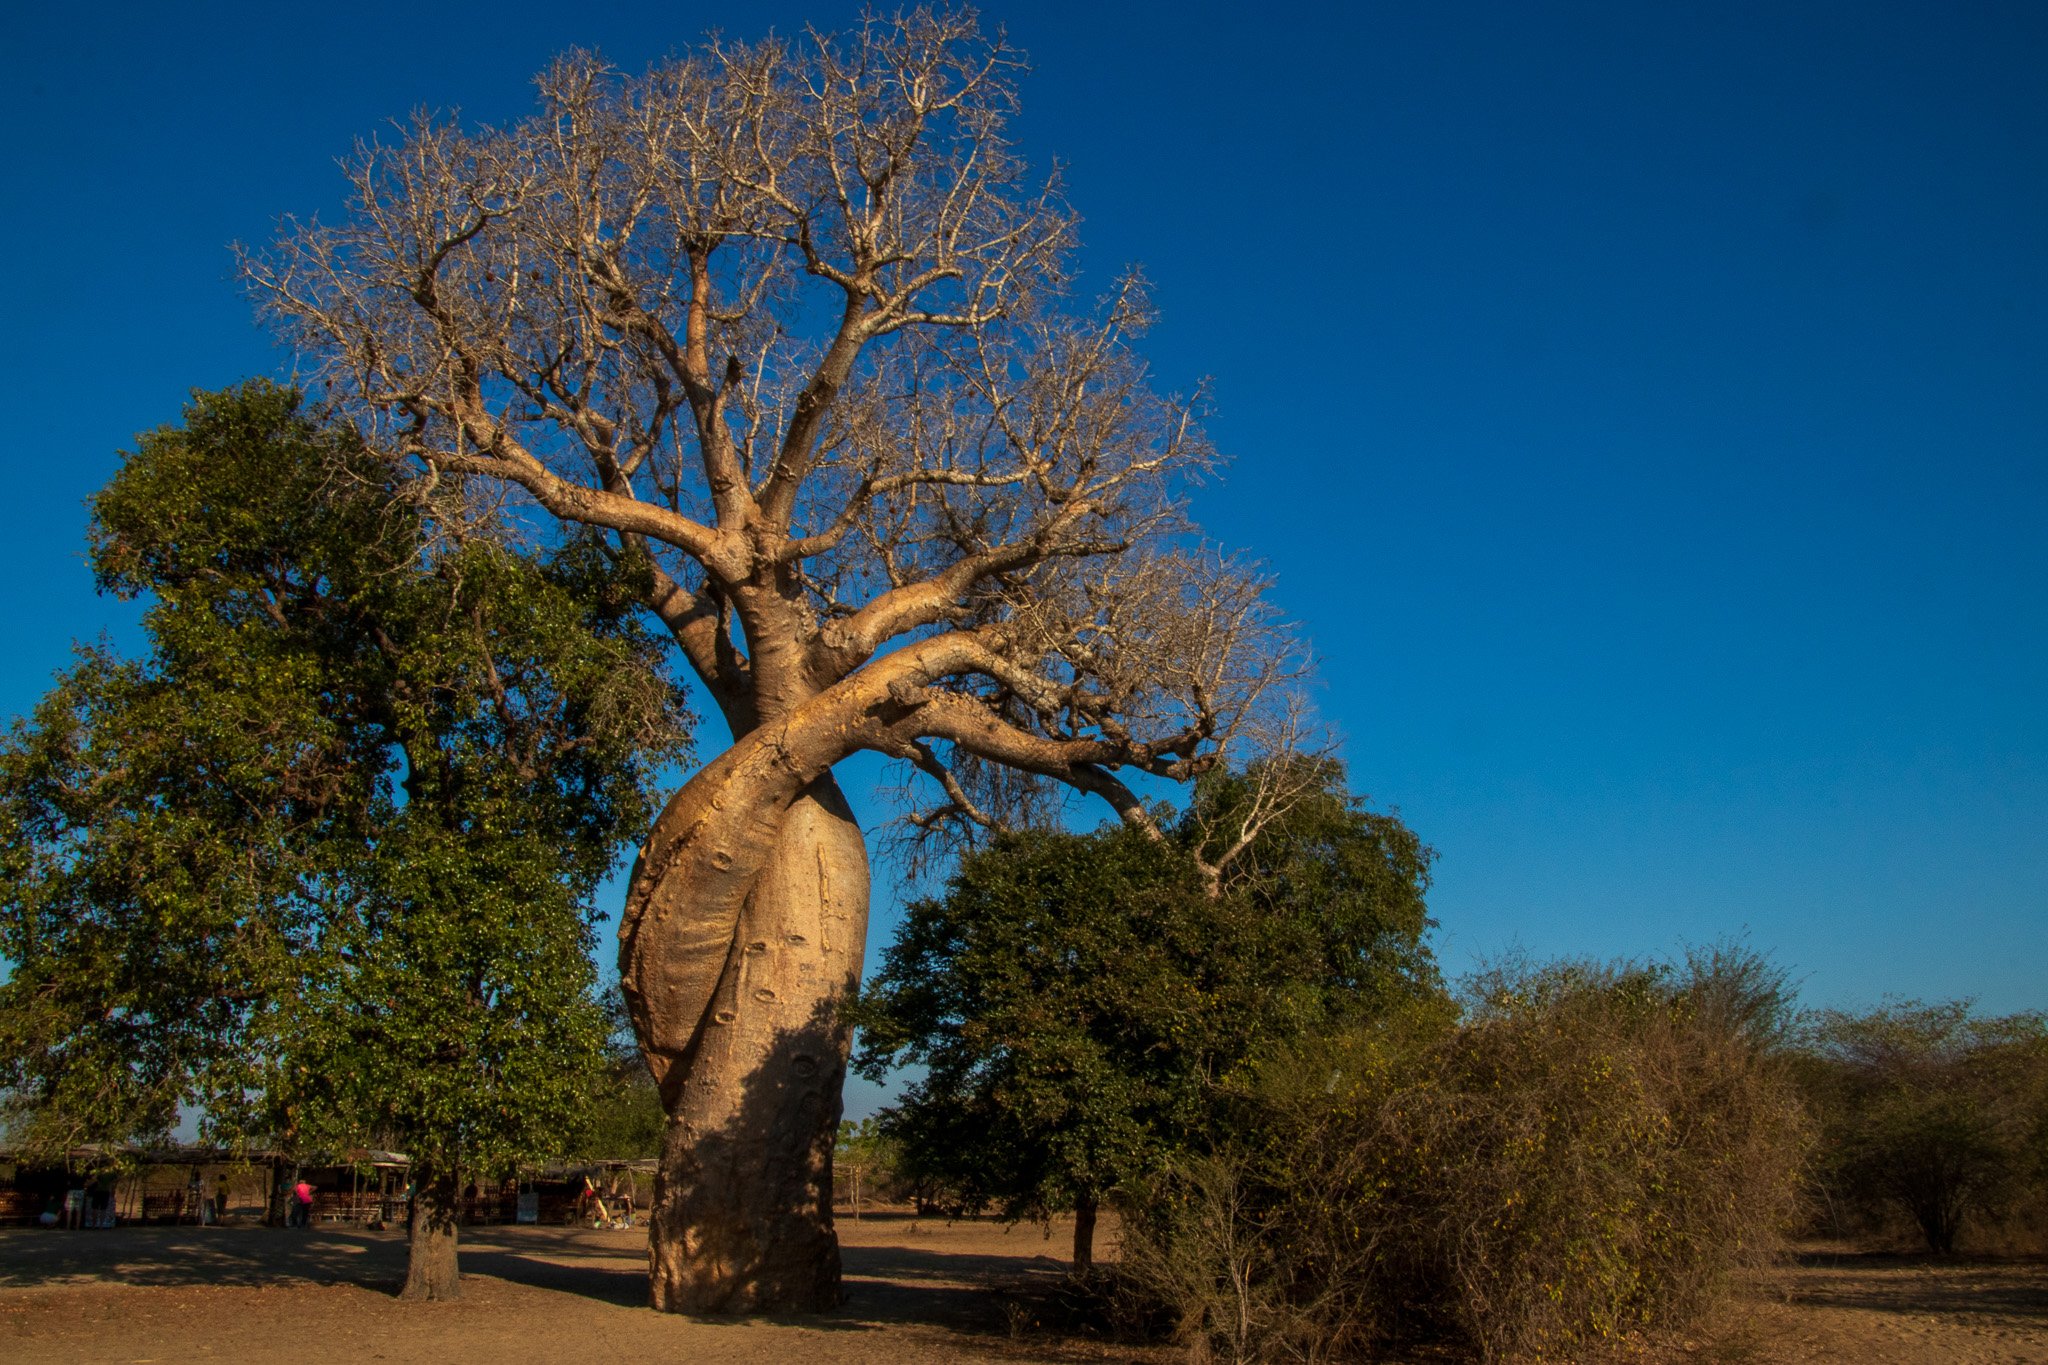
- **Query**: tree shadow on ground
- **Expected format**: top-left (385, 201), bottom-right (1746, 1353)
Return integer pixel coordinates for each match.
top-left (0, 1226), bottom-right (405, 1291)
top-left (0, 1211), bottom-right (1089, 1350)
top-left (453, 1226), bottom-right (1059, 1334)
top-left (0, 1217), bottom-right (1082, 1347)
top-left (450, 1229), bottom-right (648, 1308)
top-left (1785, 1251), bottom-right (2048, 1323)
top-left (839, 1241), bottom-right (1067, 1331)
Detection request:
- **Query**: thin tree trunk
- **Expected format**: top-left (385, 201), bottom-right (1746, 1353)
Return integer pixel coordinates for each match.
top-left (635, 775), bottom-right (870, 1313)
top-left (402, 1167), bottom-right (462, 1301)
top-left (266, 1162), bottom-right (289, 1228)
top-left (1073, 1193), bottom-right (1099, 1272)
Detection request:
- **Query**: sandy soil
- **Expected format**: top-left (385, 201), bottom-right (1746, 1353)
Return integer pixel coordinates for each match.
top-left (1699, 1248), bottom-right (2048, 1365)
top-left (0, 1214), bottom-right (1148, 1365)
top-left (2, 1221), bottom-right (2043, 1363)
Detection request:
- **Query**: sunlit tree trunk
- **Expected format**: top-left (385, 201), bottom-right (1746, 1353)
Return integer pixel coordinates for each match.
top-left (626, 774), bottom-right (870, 1312)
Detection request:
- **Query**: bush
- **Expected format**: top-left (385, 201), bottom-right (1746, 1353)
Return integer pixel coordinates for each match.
top-left (1118, 950), bottom-right (1808, 1363)
top-left (1798, 1002), bottom-right (2048, 1253)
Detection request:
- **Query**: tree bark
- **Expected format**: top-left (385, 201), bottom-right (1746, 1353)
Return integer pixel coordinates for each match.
top-left (629, 773), bottom-right (870, 1313)
top-left (401, 1168), bottom-right (462, 1301)
top-left (1073, 1193), bottom-right (1099, 1272)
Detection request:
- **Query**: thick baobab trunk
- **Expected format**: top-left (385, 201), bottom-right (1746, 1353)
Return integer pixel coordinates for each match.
top-left (625, 772), bottom-right (870, 1313)
top-left (401, 1168), bottom-right (462, 1301)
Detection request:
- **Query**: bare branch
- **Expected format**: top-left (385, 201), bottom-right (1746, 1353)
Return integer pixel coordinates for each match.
top-left (247, 9), bottom-right (1309, 848)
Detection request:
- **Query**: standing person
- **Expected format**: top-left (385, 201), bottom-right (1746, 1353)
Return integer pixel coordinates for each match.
top-left (292, 1178), bottom-right (315, 1229)
top-left (214, 1174), bottom-right (230, 1225)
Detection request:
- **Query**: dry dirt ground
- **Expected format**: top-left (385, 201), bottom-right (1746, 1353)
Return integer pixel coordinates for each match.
top-left (1696, 1248), bottom-right (2048, 1365)
top-left (1, 1219), bottom-right (2043, 1363)
top-left (0, 1214), bottom-right (1144, 1365)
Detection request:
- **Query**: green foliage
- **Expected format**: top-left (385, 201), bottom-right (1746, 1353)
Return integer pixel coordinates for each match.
top-left (856, 826), bottom-right (1202, 1219)
top-left (566, 986), bottom-right (667, 1161)
top-left (833, 1117), bottom-right (902, 1214)
top-left (1799, 1001), bottom-right (2048, 1253)
top-left (1181, 760), bottom-right (1439, 1022)
top-left (0, 382), bottom-right (689, 1183)
top-left (853, 761), bottom-right (1438, 1228)
top-left (1119, 949), bottom-right (1809, 1364)
top-left (833, 1116), bottom-right (896, 1172)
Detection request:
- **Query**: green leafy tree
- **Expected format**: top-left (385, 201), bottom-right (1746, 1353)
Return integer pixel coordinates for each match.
top-left (854, 760), bottom-right (1437, 1267)
top-left (0, 383), bottom-right (688, 1296)
top-left (1801, 1001), bottom-right (2048, 1253)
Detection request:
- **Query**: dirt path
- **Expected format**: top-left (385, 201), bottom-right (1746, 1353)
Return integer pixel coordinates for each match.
top-left (4, 1222), bottom-right (2044, 1363)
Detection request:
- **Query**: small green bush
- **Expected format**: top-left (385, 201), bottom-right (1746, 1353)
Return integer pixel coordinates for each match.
top-left (1119, 950), bottom-right (1808, 1363)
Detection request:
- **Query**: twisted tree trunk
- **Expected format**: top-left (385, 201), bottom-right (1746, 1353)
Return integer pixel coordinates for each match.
top-left (622, 768), bottom-right (869, 1312)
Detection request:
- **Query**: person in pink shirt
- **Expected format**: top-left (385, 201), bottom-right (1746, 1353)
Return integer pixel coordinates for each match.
top-left (292, 1180), bottom-right (315, 1229)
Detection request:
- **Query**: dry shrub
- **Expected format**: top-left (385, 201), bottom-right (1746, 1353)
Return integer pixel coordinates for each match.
top-left (1119, 951), bottom-right (1808, 1363)
top-left (1796, 1002), bottom-right (2048, 1255)
top-left (1963, 1189), bottom-right (2048, 1255)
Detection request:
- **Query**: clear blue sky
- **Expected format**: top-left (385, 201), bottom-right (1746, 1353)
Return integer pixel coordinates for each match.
top-left (4, 0), bottom-right (2043, 1076)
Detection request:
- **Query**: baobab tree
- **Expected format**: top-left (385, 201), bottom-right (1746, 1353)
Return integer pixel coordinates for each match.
top-left (249, 9), bottom-right (1304, 1313)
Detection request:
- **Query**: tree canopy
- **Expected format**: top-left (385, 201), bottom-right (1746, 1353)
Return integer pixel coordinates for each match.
top-left (853, 760), bottom-right (1437, 1265)
top-left (0, 382), bottom-right (688, 1295)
